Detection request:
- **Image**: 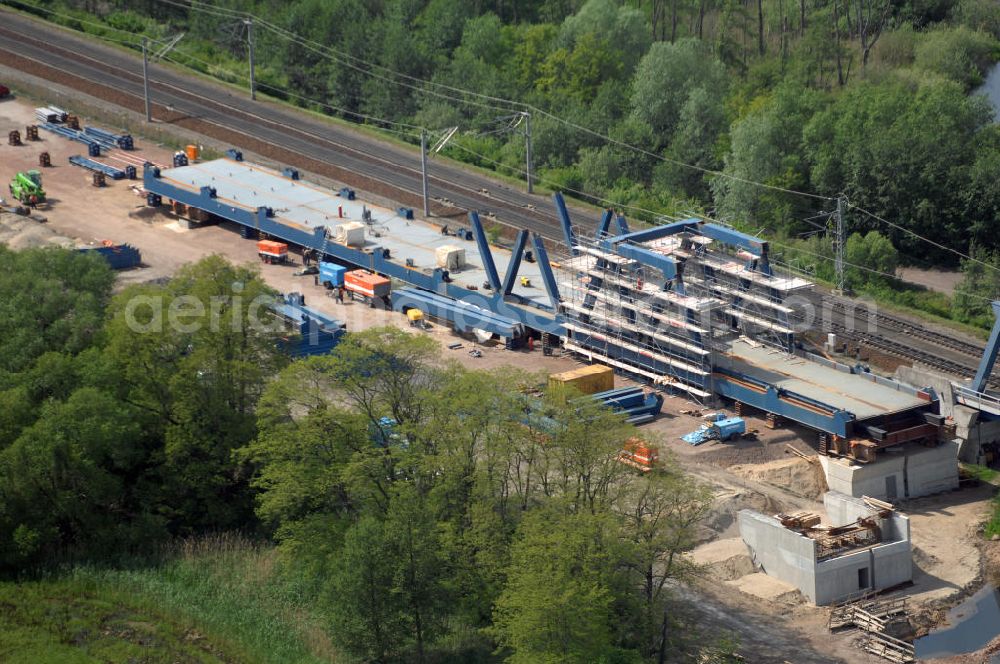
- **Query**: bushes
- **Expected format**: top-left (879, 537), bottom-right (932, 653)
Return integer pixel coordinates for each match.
top-left (914, 26), bottom-right (1000, 88)
top-left (953, 0), bottom-right (1000, 38)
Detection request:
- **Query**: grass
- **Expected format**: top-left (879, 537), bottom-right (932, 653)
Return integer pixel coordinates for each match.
top-left (987, 497), bottom-right (1000, 540)
top-left (0, 535), bottom-right (337, 664)
top-left (963, 463), bottom-right (1000, 484)
top-left (962, 464), bottom-right (1000, 539)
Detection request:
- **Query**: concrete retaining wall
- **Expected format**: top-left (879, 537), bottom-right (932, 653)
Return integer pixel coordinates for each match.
top-left (872, 540), bottom-right (912, 590)
top-left (738, 510), bottom-right (818, 602)
top-left (813, 540), bottom-right (912, 605)
top-left (820, 443), bottom-right (958, 500)
top-left (824, 491), bottom-right (876, 526)
top-left (815, 549), bottom-right (872, 605)
top-left (740, 492), bottom-right (913, 606)
top-left (906, 440), bottom-right (959, 496)
top-left (821, 455), bottom-right (905, 501)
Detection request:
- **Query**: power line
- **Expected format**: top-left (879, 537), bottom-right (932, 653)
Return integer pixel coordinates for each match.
top-left (6, 0), bottom-right (142, 46)
top-left (21, 0), bottom-right (994, 295)
top-left (148, 0), bottom-right (835, 203)
top-left (847, 202), bottom-right (1000, 274)
top-left (446, 139), bottom-right (698, 223)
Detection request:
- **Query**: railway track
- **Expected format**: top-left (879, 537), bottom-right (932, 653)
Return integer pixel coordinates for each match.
top-left (0, 8), bottom-right (994, 386)
top-left (823, 296), bottom-right (985, 358)
top-left (825, 320), bottom-right (990, 383)
top-left (0, 10), bottom-right (570, 244)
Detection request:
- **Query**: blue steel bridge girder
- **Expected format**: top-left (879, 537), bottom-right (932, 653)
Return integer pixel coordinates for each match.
top-left (972, 301), bottom-right (1000, 393)
top-left (469, 211), bottom-right (502, 291)
top-left (596, 209), bottom-right (614, 240)
top-left (713, 369), bottom-right (855, 438)
top-left (501, 229), bottom-right (529, 296)
top-left (142, 164), bottom-right (567, 333)
top-left (532, 232), bottom-right (561, 310)
top-left (614, 214), bottom-right (629, 236)
top-left (553, 191), bottom-right (578, 254)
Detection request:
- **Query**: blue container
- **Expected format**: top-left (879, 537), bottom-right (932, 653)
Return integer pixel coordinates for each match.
top-left (713, 417), bottom-right (746, 440)
top-left (77, 243), bottom-right (142, 270)
top-left (319, 261), bottom-right (346, 288)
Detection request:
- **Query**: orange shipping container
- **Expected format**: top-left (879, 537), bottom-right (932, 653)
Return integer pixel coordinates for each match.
top-left (345, 269), bottom-right (391, 298)
top-left (256, 240), bottom-right (288, 257)
top-left (185, 144), bottom-right (200, 161)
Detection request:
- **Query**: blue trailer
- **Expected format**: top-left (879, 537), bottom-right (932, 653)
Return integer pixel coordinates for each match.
top-left (681, 416), bottom-right (747, 445)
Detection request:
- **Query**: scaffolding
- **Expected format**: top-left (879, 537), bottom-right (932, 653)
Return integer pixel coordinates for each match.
top-left (556, 219), bottom-right (813, 400)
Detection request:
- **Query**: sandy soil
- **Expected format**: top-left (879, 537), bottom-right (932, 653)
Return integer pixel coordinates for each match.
top-left (727, 572), bottom-right (803, 604)
top-left (2, 92), bottom-right (995, 664)
top-left (729, 456), bottom-right (829, 500)
top-left (898, 267), bottom-right (963, 297)
top-left (905, 485), bottom-right (993, 605)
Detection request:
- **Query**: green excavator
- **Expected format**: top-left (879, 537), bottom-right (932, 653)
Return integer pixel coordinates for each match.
top-left (8, 170), bottom-right (45, 206)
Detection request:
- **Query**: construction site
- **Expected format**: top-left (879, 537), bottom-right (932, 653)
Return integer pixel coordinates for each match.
top-left (3, 77), bottom-right (1000, 663)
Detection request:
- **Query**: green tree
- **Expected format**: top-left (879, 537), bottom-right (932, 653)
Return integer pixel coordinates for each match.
top-left (492, 508), bottom-right (633, 663)
top-left (953, 244), bottom-right (1000, 325)
top-left (805, 76), bottom-right (993, 260)
top-left (619, 468), bottom-right (713, 655)
top-left (327, 515), bottom-right (406, 662)
top-left (0, 247), bottom-right (113, 376)
top-left (558, 0), bottom-right (651, 73)
top-left (845, 230), bottom-right (899, 288)
top-left (630, 38), bottom-right (727, 141)
top-left (386, 487), bottom-right (450, 661)
top-left (913, 25), bottom-right (999, 89)
top-left (713, 83), bottom-right (825, 227)
top-left (0, 387), bottom-right (159, 569)
top-left (657, 86), bottom-right (728, 198)
top-left (104, 255), bottom-right (286, 532)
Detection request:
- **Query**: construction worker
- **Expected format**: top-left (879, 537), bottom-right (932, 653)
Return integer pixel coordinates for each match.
top-left (337, 286), bottom-right (345, 304)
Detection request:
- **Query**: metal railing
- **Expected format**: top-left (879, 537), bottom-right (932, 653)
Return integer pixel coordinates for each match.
top-left (953, 384), bottom-right (1000, 413)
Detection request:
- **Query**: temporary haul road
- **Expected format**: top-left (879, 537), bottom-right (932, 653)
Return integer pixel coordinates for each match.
top-left (0, 7), bottom-right (996, 384)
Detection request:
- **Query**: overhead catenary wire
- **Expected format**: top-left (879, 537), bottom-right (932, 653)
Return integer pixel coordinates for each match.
top-left (147, 0), bottom-right (836, 203)
top-left (847, 202), bottom-right (1000, 275)
top-left (17, 0), bottom-right (993, 285)
top-left (5, 0), bottom-right (143, 46)
top-left (159, 50), bottom-right (426, 133)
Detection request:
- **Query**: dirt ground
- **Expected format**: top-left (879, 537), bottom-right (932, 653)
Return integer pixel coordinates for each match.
top-left (898, 267), bottom-right (963, 297)
top-left (2, 92), bottom-right (997, 664)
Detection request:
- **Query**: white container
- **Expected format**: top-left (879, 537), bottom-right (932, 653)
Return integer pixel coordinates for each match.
top-left (336, 221), bottom-right (366, 246)
top-left (435, 244), bottom-right (466, 270)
